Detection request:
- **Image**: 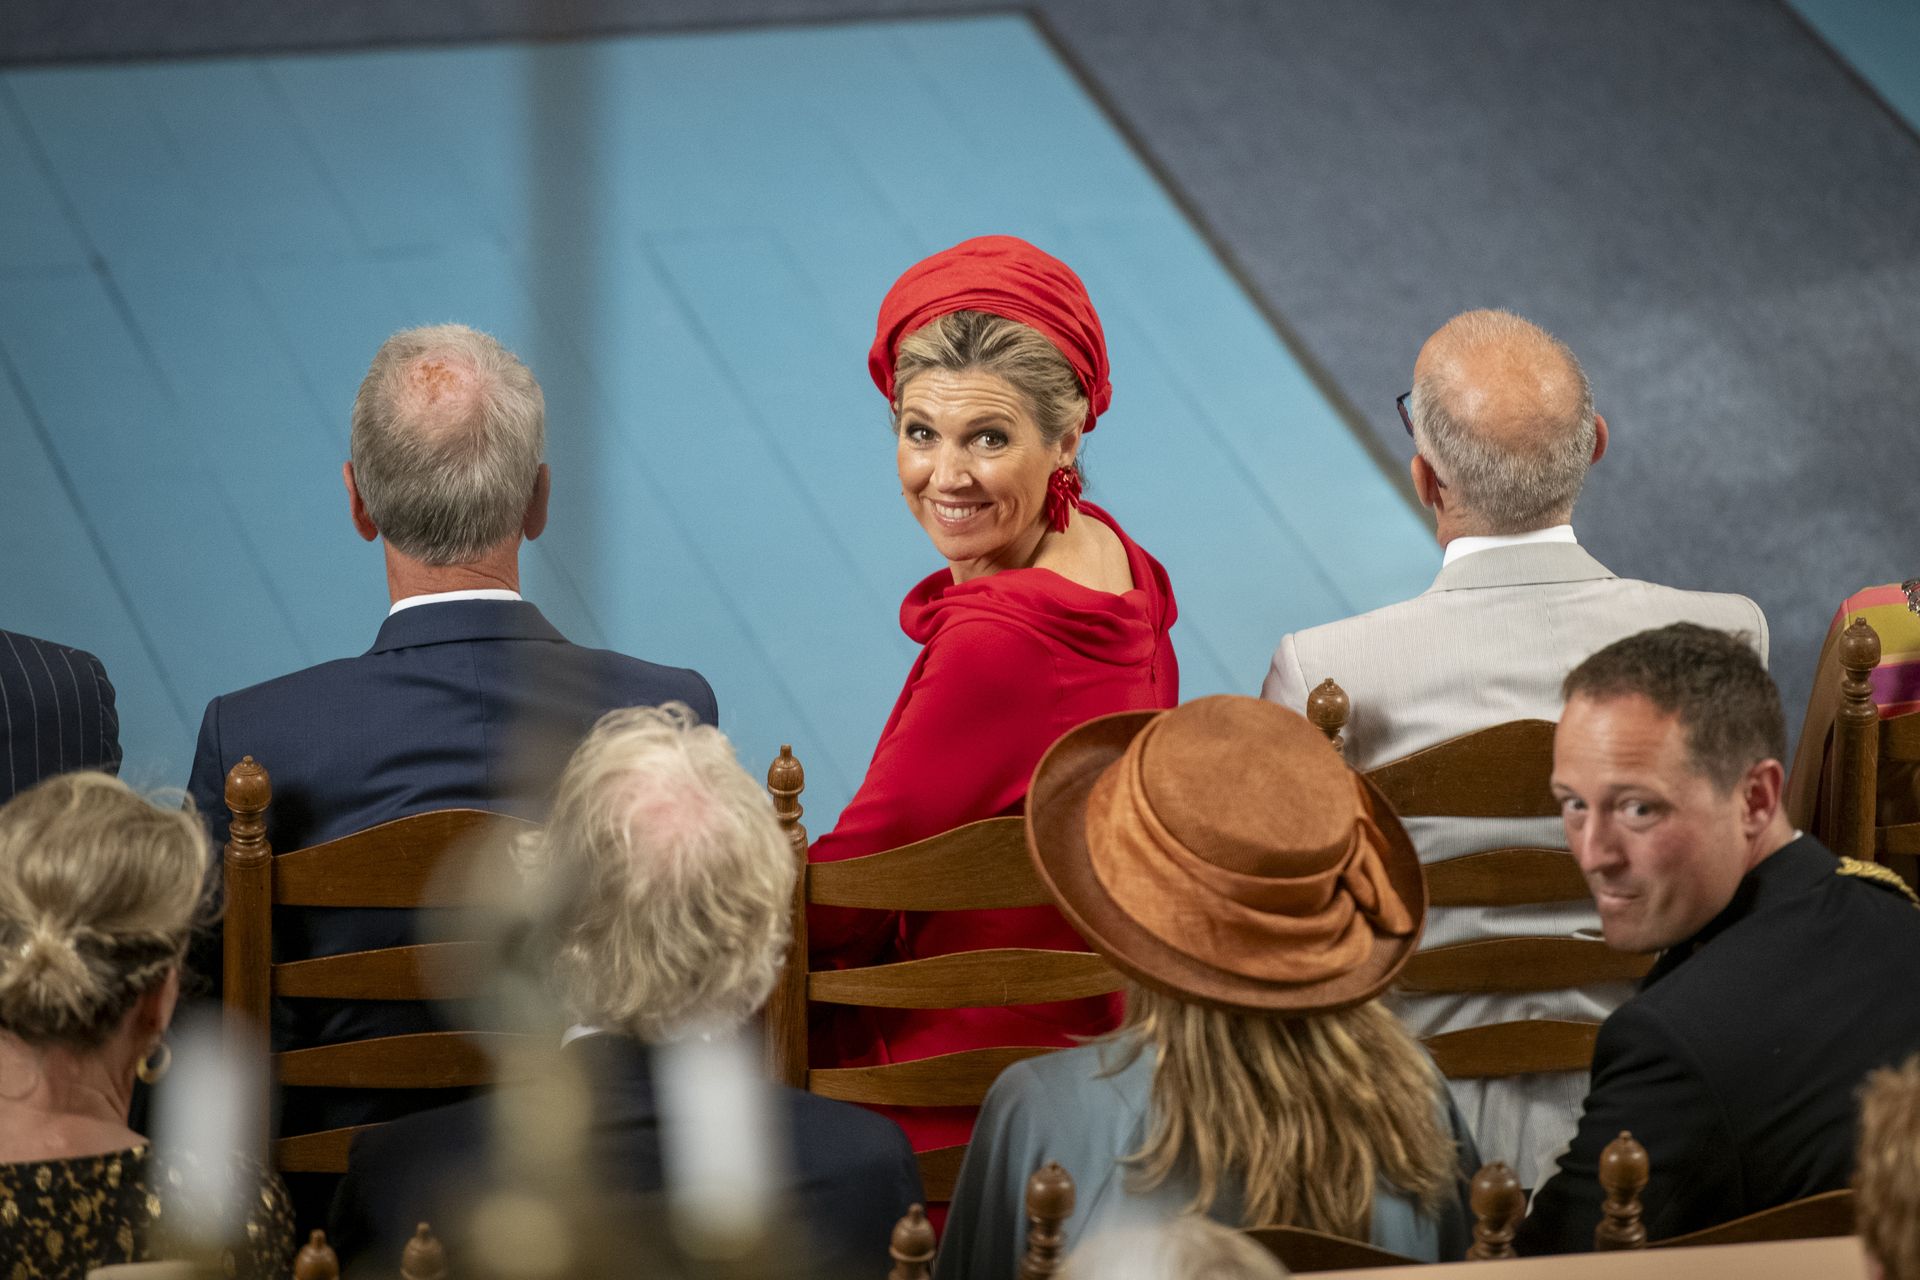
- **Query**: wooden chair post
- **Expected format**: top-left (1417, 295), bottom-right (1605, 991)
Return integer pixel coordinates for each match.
top-left (294, 1229), bottom-right (340, 1280)
top-left (887, 1204), bottom-right (936, 1279)
top-left (764, 746), bottom-right (810, 1088)
top-left (1830, 618), bottom-right (1884, 863)
top-left (1307, 678), bottom-right (1350, 757)
top-left (222, 756), bottom-right (273, 1147)
top-left (401, 1222), bottom-right (450, 1280)
top-left (1467, 1160), bottom-right (1524, 1260)
top-left (1018, 1162), bottom-right (1075, 1280)
top-left (1594, 1131), bottom-right (1649, 1251)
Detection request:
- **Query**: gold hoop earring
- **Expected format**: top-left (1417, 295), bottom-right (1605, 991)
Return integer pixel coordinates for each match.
top-left (136, 1040), bottom-right (171, 1085)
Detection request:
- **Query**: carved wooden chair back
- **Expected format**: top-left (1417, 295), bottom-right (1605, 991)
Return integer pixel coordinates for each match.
top-left (1243, 1226), bottom-right (1419, 1272)
top-left (1821, 618), bottom-right (1920, 881)
top-left (760, 746), bottom-right (1122, 1203)
top-left (1307, 679), bottom-right (1653, 1079)
top-left (1583, 1129), bottom-right (1853, 1250)
top-left (221, 756), bottom-right (536, 1175)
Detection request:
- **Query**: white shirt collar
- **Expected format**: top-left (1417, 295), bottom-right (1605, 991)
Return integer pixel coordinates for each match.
top-left (1441, 525), bottom-right (1577, 568)
top-left (387, 588), bottom-right (522, 617)
top-left (561, 1023), bottom-right (605, 1047)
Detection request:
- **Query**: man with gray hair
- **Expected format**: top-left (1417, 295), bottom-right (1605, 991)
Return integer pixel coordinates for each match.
top-left (185, 324), bottom-right (716, 1144)
top-left (1260, 309), bottom-right (1767, 1189)
top-left (328, 704), bottom-right (921, 1273)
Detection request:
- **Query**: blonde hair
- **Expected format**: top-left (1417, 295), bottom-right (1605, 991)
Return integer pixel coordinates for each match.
top-left (891, 310), bottom-right (1088, 447)
top-left (532, 704), bottom-right (795, 1042)
top-left (1857, 1055), bottom-right (1920, 1280)
top-left (0, 773), bottom-right (207, 1047)
top-left (1061, 1215), bottom-right (1291, 1280)
top-left (1110, 986), bottom-right (1458, 1239)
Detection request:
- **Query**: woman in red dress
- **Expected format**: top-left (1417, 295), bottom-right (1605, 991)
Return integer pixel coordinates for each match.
top-left (808, 235), bottom-right (1180, 1187)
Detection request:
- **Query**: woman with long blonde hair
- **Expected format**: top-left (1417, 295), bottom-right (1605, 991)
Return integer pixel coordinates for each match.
top-left (938, 697), bottom-right (1475, 1278)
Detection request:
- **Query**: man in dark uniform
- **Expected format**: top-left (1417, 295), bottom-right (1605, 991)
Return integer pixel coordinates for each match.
top-left (1518, 622), bottom-right (1920, 1253)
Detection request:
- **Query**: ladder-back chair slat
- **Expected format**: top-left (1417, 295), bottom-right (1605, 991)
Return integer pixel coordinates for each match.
top-left (1245, 1225), bottom-right (1420, 1272)
top-left (271, 811), bottom-right (533, 907)
top-left (1425, 847), bottom-right (1588, 907)
top-left (1424, 1020), bottom-right (1602, 1079)
top-left (807, 949), bottom-right (1120, 1009)
top-left (808, 1045), bottom-right (1057, 1107)
top-left (1367, 720), bottom-right (1560, 818)
top-left (1883, 712), bottom-right (1920, 761)
top-left (273, 1125), bottom-right (376, 1174)
top-left (1398, 937), bottom-right (1652, 994)
top-left (274, 1031), bottom-right (529, 1090)
top-left (917, 1144), bottom-right (967, 1203)
top-left (272, 941), bottom-right (493, 1002)
top-left (806, 817), bottom-right (1050, 910)
top-left (1650, 1188), bottom-right (1854, 1249)
top-left (1880, 825), bottom-right (1920, 859)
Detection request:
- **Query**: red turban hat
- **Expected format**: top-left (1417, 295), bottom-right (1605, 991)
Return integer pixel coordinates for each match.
top-left (868, 235), bottom-right (1113, 432)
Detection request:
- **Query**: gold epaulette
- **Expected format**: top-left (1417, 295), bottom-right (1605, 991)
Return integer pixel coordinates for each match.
top-left (1837, 857), bottom-right (1920, 907)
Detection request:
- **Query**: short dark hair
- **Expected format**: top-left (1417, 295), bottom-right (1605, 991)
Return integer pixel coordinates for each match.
top-left (1561, 623), bottom-right (1784, 791)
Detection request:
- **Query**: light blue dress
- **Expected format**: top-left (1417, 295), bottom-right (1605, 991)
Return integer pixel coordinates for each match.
top-left (934, 1041), bottom-right (1478, 1280)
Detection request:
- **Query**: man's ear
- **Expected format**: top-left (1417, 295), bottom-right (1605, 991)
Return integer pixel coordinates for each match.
top-left (1740, 757), bottom-right (1787, 838)
top-left (344, 462), bottom-right (379, 543)
top-left (1410, 454), bottom-right (1445, 512)
top-left (523, 464), bottom-right (551, 541)
top-left (1591, 413), bottom-right (1610, 465)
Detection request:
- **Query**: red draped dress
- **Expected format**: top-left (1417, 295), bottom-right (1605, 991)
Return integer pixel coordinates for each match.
top-left (806, 502), bottom-right (1179, 1191)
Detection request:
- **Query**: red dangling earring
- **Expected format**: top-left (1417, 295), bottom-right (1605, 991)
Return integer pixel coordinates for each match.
top-left (1043, 465), bottom-right (1083, 534)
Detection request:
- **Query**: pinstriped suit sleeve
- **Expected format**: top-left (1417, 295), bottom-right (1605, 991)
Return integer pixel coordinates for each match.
top-left (0, 631), bottom-right (122, 802)
top-left (1260, 632), bottom-right (1311, 711)
top-left (83, 648), bottom-right (121, 777)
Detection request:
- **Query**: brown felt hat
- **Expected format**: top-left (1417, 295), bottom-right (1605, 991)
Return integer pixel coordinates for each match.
top-left (1026, 695), bottom-right (1426, 1013)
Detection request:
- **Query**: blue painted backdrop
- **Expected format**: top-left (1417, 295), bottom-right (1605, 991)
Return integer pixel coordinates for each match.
top-left (0, 16), bottom-right (1436, 828)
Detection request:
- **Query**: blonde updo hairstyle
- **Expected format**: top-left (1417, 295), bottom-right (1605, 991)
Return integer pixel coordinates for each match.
top-left (0, 773), bottom-right (208, 1048)
top-left (890, 310), bottom-right (1090, 451)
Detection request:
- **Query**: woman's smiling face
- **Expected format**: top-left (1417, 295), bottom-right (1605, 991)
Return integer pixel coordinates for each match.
top-left (895, 368), bottom-right (1076, 582)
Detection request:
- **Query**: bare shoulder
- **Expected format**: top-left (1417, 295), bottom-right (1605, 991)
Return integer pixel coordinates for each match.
top-left (1035, 511), bottom-right (1134, 594)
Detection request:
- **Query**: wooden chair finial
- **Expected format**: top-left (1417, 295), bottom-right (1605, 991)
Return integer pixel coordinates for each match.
top-left (1466, 1160), bottom-right (1525, 1260)
top-left (1307, 678), bottom-right (1350, 755)
top-left (888, 1203), bottom-right (937, 1279)
top-left (401, 1221), bottom-right (450, 1280)
top-left (1018, 1161), bottom-right (1075, 1279)
top-left (294, 1228), bottom-right (341, 1280)
top-left (1594, 1130), bottom-right (1649, 1250)
top-left (1832, 617), bottom-right (1886, 863)
top-left (767, 744), bottom-right (807, 854)
top-left (224, 756), bottom-right (272, 858)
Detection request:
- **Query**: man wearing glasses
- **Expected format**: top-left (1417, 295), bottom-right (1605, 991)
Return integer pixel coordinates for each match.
top-left (1260, 308), bottom-right (1768, 1193)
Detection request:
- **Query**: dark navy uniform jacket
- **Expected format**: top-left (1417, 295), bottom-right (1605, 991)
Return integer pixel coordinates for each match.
top-left (1519, 835), bottom-right (1920, 1252)
top-left (184, 599), bottom-right (715, 1135)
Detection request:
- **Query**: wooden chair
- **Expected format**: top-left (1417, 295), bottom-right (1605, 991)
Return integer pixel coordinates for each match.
top-left (221, 757), bottom-right (537, 1174)
top-left (1245, 1226), bottom-right (1419, 1272)
top-left (1820, 618), bottom-right (1920, 882)
top-left (760, 747), bottom-right (1122, 1202)
top-left (1307, 679), bottom-right (1653, 1081)
top-left (878, 1160), bottom-right (1073, 1278)
top-left (1577, 1130), bottom-right (1855, 1251)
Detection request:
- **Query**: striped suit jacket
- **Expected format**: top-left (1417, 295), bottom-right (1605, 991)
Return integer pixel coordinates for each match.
top-left (0, 629), bottom-right (121, 804)
top-left (1261, 541), bottom-right (1768, 1188)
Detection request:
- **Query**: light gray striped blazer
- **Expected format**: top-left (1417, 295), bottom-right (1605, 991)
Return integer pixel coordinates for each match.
top-left (1261, 541), bottom-right (1767, 1188)
top-left (0, 629), bottom-right (121, 804)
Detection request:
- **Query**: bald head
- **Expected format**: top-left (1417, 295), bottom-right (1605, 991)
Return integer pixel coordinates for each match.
top-left (1408, 310), bottom-right (1599, 534)
top-left (349, 324), bottom-right (545, 565)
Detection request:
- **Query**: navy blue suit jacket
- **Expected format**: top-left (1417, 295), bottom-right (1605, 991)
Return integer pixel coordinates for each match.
top-left (329, 1034), bottom-right (922, 1276)
top-left (185, 599), bottom-right (716, 1133)
top-left (0, 629), bottom-right (120, 803)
